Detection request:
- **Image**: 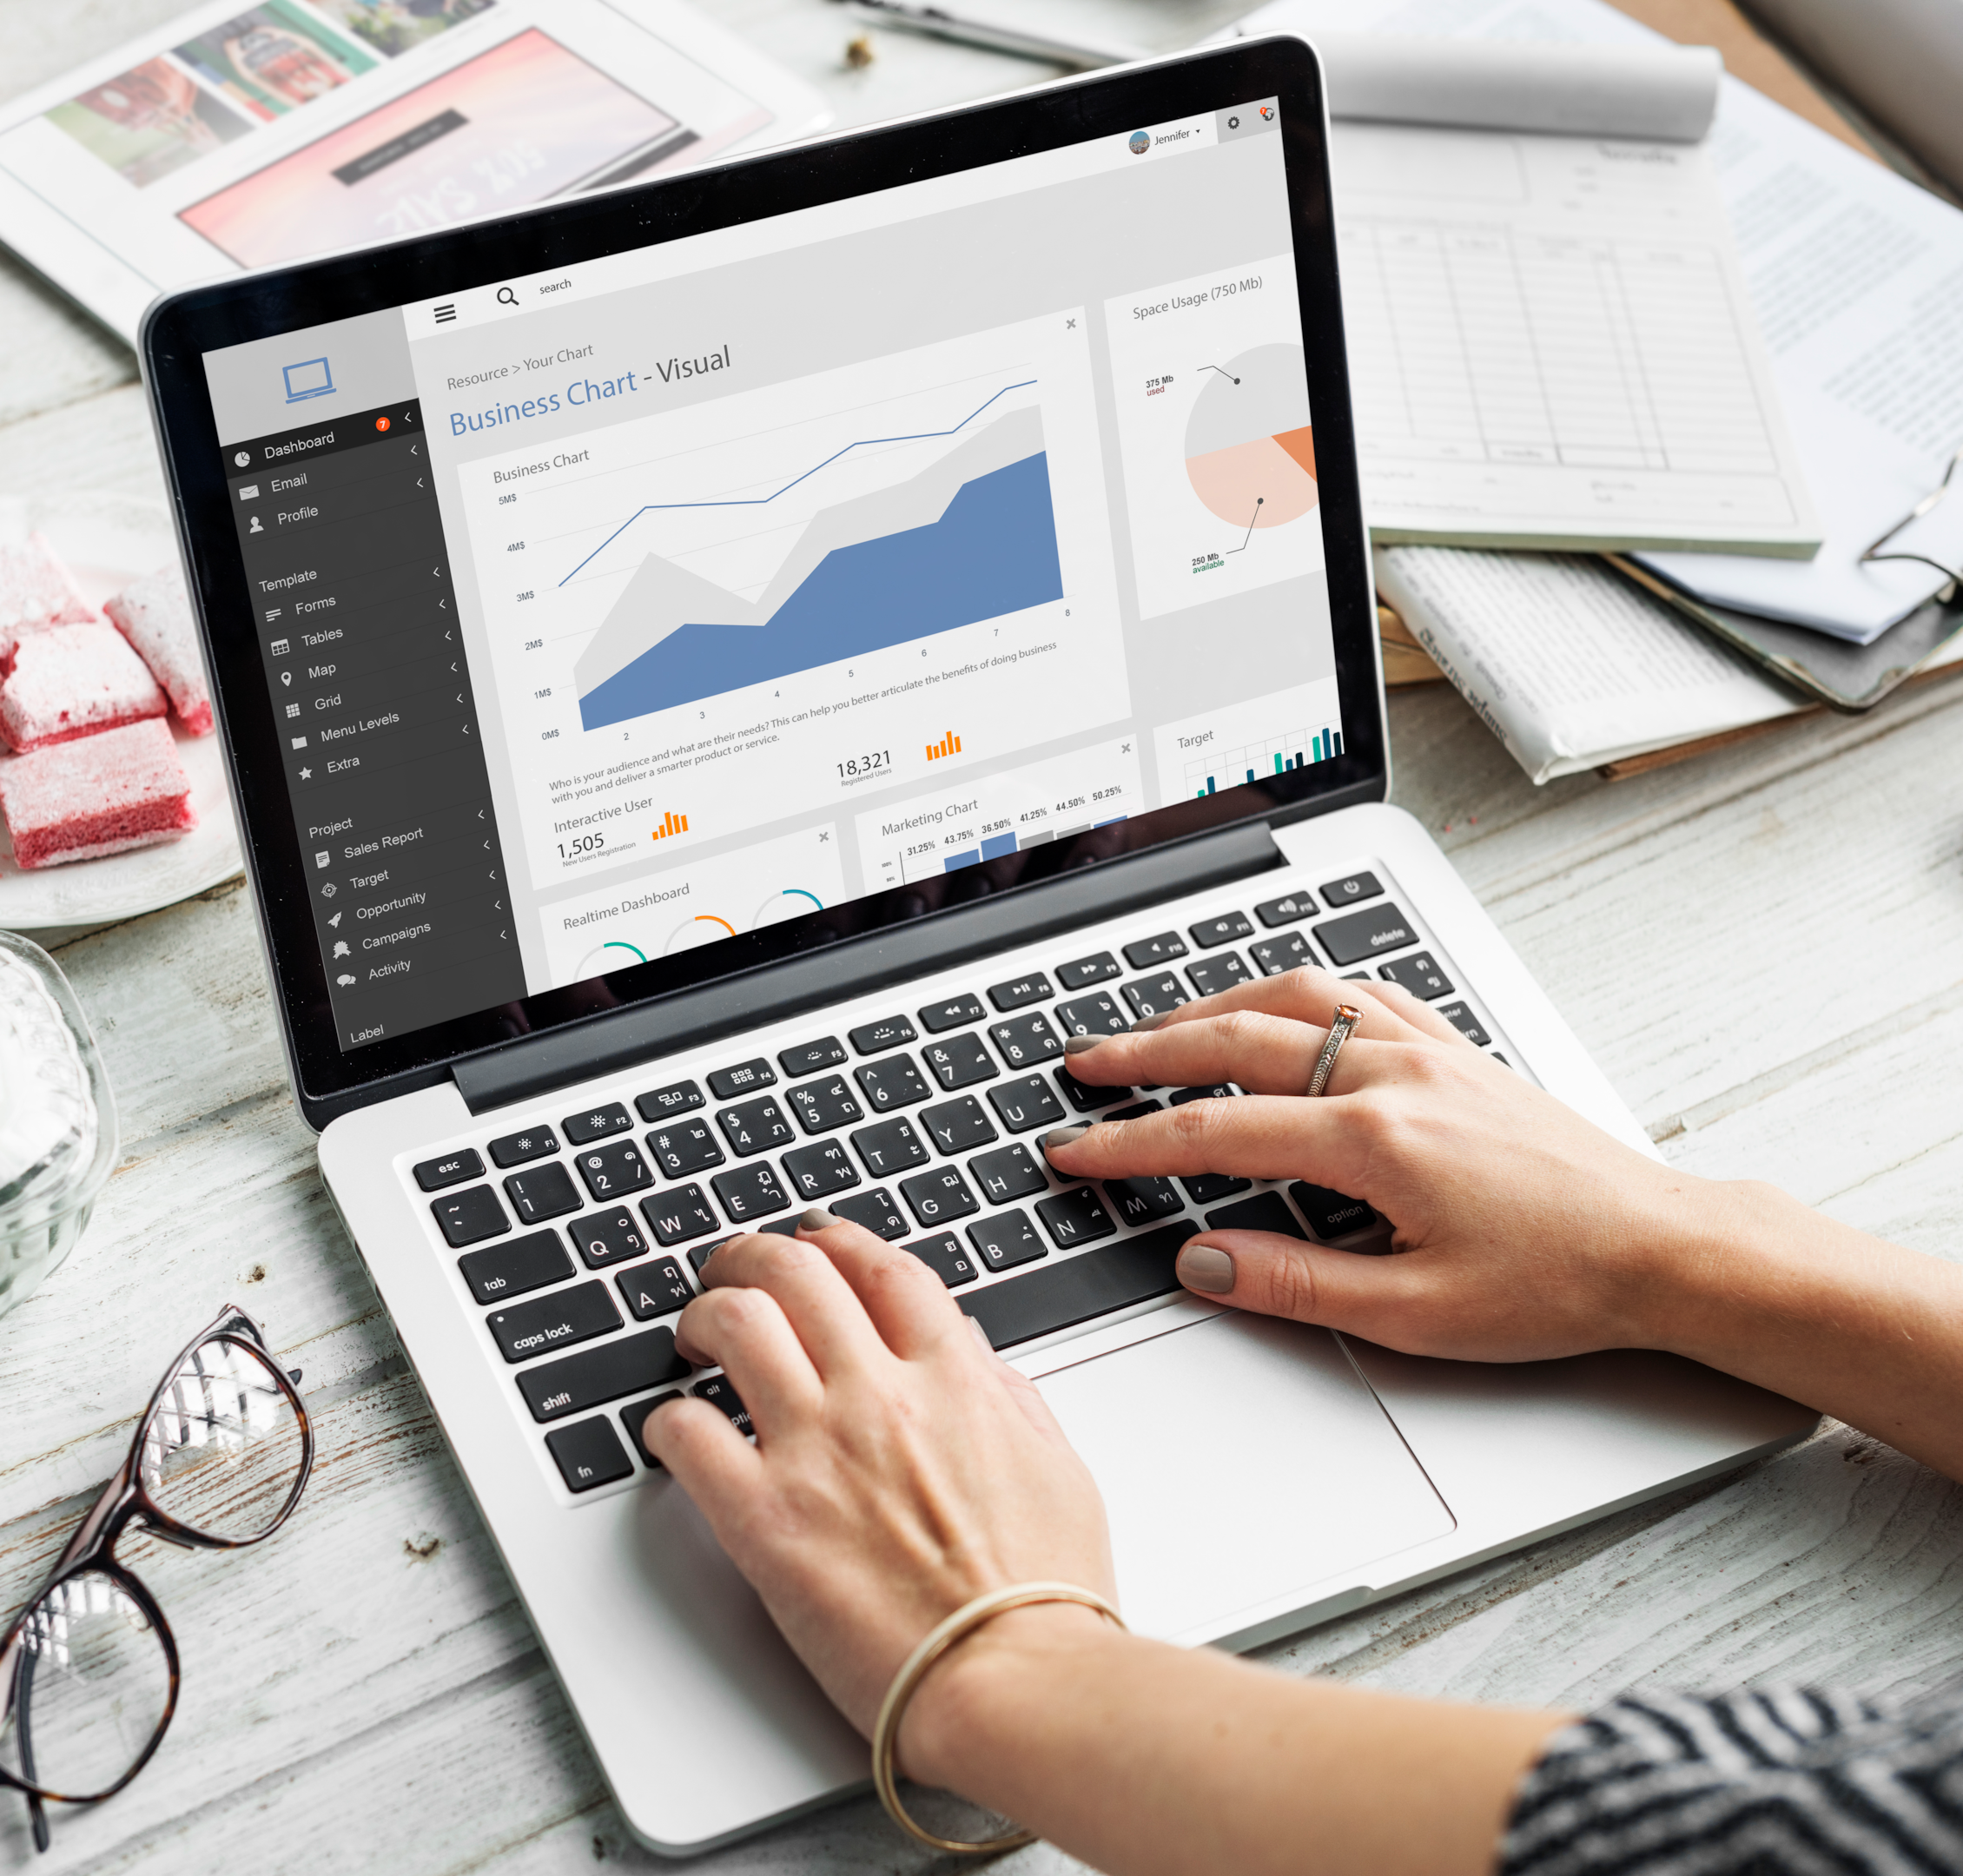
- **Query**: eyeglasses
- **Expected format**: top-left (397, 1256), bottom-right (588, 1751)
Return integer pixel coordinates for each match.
top-left (0, 1306), bottom-right (312, 1853)
top-left (1861, 445), bottom-right (1963, 601)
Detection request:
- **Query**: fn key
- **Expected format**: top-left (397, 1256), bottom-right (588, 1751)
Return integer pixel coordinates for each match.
top-left (545, 1417), bottom-right (633, 1494)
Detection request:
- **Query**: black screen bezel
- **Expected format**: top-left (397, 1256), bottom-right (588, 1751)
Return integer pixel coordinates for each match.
top-left (141, 36), bottom-right (1386, 1120)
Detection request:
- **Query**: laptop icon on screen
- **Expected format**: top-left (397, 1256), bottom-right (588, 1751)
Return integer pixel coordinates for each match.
top-left (283, 357), bottom-right (335, 402)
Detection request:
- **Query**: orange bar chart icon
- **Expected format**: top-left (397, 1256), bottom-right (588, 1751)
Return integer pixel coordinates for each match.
top-left (651, 810), bottom-right (689, 842)
top-left (925, 731), bottom-right (962, 761)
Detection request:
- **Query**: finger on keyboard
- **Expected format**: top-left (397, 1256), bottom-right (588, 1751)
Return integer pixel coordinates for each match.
top-left (1059, 1010), bottom-right (1388, 1099)
top-left (799, 1215), bottom-right (971, 1361)
top-left (693, 1230), bottom-right (890, 1380)
top-left (1119, 963), bottom-right (1457, 1047)
top-left (1041, 1093), bottom-right (1361, 1186)
top-left (671, 1283), bottom-right (821, 1435)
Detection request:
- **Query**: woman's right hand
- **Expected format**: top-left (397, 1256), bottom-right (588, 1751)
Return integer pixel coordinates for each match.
top-left (1043, 966), bottom-right (1765, 1365)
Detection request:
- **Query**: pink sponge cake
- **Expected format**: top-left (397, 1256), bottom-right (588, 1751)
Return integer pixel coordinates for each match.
top-left (105, 565), bottom-right (214, 737)
top-left (0, 620), bottom-right (167, 752)
top-left (0, 531), bottom-right (94, 666)
top-left (0, 717), bottom-right (196, 869)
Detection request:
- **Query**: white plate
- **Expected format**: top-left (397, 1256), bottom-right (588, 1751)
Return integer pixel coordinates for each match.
top-left (0, 492), bottom-right (243, 930)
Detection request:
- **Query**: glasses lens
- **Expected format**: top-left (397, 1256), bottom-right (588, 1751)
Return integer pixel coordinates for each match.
top-left (0, 1570), bottom-right (170, 1800)
top-left (138, 1336), bottom-right (305, 1542)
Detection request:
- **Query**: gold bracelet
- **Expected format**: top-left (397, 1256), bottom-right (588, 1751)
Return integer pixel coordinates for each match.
top-left (870, 1581), bottom-right (1127, 1854)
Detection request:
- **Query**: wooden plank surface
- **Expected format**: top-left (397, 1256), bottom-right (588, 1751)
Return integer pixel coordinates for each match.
top-left (3, 4), bottom-right (1962, 1872)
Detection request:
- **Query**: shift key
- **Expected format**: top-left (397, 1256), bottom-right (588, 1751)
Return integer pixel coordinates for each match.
top-left (518, 1326), bottom-right (691, 1422)
top-left (1312, 903), bottom-right (1418, 968)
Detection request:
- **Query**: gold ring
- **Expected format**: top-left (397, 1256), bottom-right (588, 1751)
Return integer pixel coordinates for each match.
top-left (1307, 1002), bottom-right (1365, 1096)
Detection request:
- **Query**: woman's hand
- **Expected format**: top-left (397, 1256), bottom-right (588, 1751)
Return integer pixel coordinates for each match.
top-left (640, 1218), bottom-right (1114, 1766)
top-left (1045, 964), bottom-right (1751, 1364)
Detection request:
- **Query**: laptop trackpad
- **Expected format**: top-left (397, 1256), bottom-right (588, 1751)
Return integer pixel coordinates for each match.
top-left (1034, 1313), bottom-right (1455, 1642)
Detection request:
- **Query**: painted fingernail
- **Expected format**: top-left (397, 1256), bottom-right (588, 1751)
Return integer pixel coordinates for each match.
top-left (1062, 1034), bottom-right (1103, 1055)
top-left (1178, 1244), bottom-right (1235, 1294)
top-left (1043, 1124), bottom-right (1093, 1151)
top-left (1131, 1011), bottom-right (1173, 1032)
top-left (799, 1206), bottom-right (840, 1232)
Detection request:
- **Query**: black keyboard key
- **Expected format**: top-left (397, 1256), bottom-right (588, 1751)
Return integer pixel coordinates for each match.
top-left (787, 1073), bottom-right (863, 1135)
top-left (961, 1220), bottom-right (1199, 1350)
top-left (1204, 1192), bottom-right (1306, 1239)
top-left (988, 1074), bottom-right (1067, 1134)
top-left (1054, 991), bottom-right (1128, 1037)
top-left (968, 1142), bottom-right (1048, 1204)
top-left (921, 1095), bottom-right (997, 1154)
top-left (717, 1095), bottom-right (794, 1156)
top-left (502, 1164), bottom-right (582, 1226)
top-left (1319, 870), bottom-right (1383, 909)
top-left (850, 1116), bottom-right (930, 1175)
top-left (1055, 951), bottom-right (1120, 990)
top-left (414, 1148), bottom-right (483, 1192)
top-left (899, 1166), bottom-right (980, 1228)
top-left (782, 1138), bottom-right (861, 1200)
top-left (1189, 911), bottom-right (1252, 948)
top-left (545, 1417), bottom-right (634, 1493)
top-left (1169, 1083), bottom-right (1235, 1106)
top-left (834, 1187), bottom-right (909, 1239)
top-left (707, 1058), bottom-right (776, 1100)
top-left (1185, 952), bottom-right (1252, 998)
top-left (1180, 1172), bottom-right (1250, 1205)
top-left (640, 1184), bottom-right (719, 1247)
top-left (488, 1279), bottom-right (620, 1364)
top-left (1123, 931), bottom-right (1186, 969)
top-left (1438, 1001), bottom-right (1492, 1047)
top-left (1105, 1176), bottom-right (1185, 1226)
top-left (518, 1326), bottom-right (690, 1422)
top-left (575, 1139), bottom-right (651, 1201)
top-left (849, 1014), bottom-right (917, 1055)
top-left (458, 1228), bottom-right (573, 1305)
top-left (990, 1011), bottom-right (1063, 1068)
top-left (620, 1392), bottom-right (683, 1467)
top-left (487, 1127), bottom-right (559, 1169)
top-left (1254, 890), bottom-right (1316, 928)
top-left (618, 1256), bottom-right (692, 1321)
top-left (987, 972), bottom-right (1053, 1011)
top-left (571, 1207), bottom-right (651, 1269)
top-left (856, 1055), bottom-right (932, 1112)
top-left (1035, 1186), bottom-right (1116, 1248)
top-left (1054, 1067), bottom-right (1132, 1113)
top-left (1290, 1182), bottom-right (1381, 1241)
top-left (646, 1118), bottom-right (724, 1178)
top-left (1314, 903), bottom-right (1418, 968)
top-left (693, 1374), bottom-right (752, 1436)
top-left (777, 1036), bottom-right (846, 1078)
top-left (907, 1232), bottom-right (980, 1288)
top-left (924, 1031), bottom-right (998, 1091)
top-left (711, 1162), bottom-right (790, 1225)
top-left (1120, 973), bottom-right (1188, 1021)
top-left (563, 1102), bottom-right (631, 1146)
top-left (919, 991), bottom-right (988, 1034)
top-left (635, 1080), bottom-right (704, 1122)
top-left (1250, 931), bottom-right (1316, 976)
top-left (1106, 1098), bottom-right (1162, 1121)
top-left (1378, 951), bottom-right (1454, 1001)
top-left (966, 1208), bottom-right (1047, 1273)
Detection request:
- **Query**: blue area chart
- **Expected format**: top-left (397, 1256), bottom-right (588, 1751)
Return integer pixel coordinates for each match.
top-left (578, 452), bottom-right (1063, 730)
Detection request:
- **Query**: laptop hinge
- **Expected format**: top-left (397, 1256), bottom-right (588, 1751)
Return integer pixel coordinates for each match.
top-left (452, 822), bottom-right (1281, 1115)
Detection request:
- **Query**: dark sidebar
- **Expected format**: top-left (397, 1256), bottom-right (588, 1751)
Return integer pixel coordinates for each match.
top-left (226, 399), bottom-right (525, 1051)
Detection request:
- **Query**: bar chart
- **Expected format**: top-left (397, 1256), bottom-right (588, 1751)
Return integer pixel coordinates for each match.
top-left (1185, 724), bottom-right (1343, 796)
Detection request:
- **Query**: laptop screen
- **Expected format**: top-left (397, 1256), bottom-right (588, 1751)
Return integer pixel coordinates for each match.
top-left (188, 76), bottom-right (1358, 1065)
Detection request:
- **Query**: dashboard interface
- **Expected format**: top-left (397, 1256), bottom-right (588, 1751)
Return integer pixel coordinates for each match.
top-left (197, 96), bottom-right (1340, 1055)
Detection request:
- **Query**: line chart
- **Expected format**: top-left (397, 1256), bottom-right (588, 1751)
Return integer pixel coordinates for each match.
top-left (556, 379), bottom-right (1039, 587)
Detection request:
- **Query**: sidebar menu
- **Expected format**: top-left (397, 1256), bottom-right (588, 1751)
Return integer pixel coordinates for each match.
top-left (225, 399), bottom-right (525, 1050)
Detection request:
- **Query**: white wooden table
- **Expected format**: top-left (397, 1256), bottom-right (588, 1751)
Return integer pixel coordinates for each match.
top-left (5, 4), bottom-right (1963, 1869)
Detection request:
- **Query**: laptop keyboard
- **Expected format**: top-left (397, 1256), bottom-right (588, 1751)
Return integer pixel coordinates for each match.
top-left (405, 861), bottom-right (1511, 1501)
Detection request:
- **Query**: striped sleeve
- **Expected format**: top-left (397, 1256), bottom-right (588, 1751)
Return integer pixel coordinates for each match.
top-left (1497, 1688), bottom-right (1963, 1875)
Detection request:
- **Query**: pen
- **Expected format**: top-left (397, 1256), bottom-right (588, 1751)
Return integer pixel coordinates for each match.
top-left (833, 0), bottom-right (1151, 70)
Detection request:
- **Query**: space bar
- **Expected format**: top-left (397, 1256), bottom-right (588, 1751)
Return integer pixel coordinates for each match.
top-left (959, 1221), bottom-right (1200, 1351)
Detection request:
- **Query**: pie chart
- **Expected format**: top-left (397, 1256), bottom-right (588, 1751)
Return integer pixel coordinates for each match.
top-left (1184, 343), bottom-right (1318, 531)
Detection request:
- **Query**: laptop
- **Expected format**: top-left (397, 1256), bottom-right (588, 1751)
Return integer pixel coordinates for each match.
top-left (140, 36), bottom-right (1814, 1854)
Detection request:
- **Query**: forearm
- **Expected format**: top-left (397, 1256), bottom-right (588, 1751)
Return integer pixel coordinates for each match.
top-left (903, 1608), bottom-right (1566, 1876)
top-left (1656, 1180), bottom-right (1963, 1481)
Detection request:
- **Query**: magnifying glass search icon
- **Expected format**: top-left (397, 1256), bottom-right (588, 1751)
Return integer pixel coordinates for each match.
top-left (496, 287), bottom-right (519, 307)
